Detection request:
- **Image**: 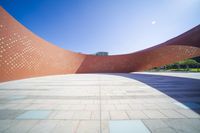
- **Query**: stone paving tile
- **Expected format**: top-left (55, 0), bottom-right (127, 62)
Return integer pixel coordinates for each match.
top-left (110, 111), bottom-right (129, 120)
top-left (126, 111), bottom-right (149, 119)
top-left (101, 105), bottom-right (116, 111)
top-left (8, 104), bottom-right (32, 110)
top-left (50, 111), bottom-right (74, 120)
top-left (16, 110), bottom-right (51, 120)
top-left (175, 109), bottom-right (200, 118)
top-left (19, 104), bottom-right (56, 110)
top-left (156, 103), bottom-right (179, 109)
top-left (63, 100), bottom-right (81, 104)
top-left (55, 104), bottom-right (71, 110)
top-left (119, 99), bottom-right (134, 104)
top-left (91, 111), bottom-right (110, 120)
top-left (81, 100), bottom-right (95, 104)
top-left (163, 119), bottom-right (200, 133)
top-left (0, 120), bottom-right (17, 132)
top-left (106, 100), bottom-right (120, 104)
top-left (143, 110), bottom-right (167, 119)
top-left (143, 119), bottom-right (176, 133)
top-left (7, 95), bottom-right (27, 100)
top-left (76, 121), bottom-right (100, 133)
top-left (85, 104), bottom-right (100, 111)
top-left (50, 120), bottom-right (79, 133)
top-left (3, 120), bottom-right (38, 133)
top-left (159, 109), bottom-right (185, 118)
top-left (179, 119), bottom-right (200, 130)
top-left (101, 121), bottom-right (109, 133)
top-left (109, 120), bottom-right (150, 133)
top-left (143, 103), bottom-right (160, 109)
top-left (150, 127), bottom-right (177, 133)
top-left (68, 105), bottom-right (86, 110)
top-left (9, 99), bottom-right (33, 104)
top-left (0, 104), bottom-right (18, 110)
top-left (129, 104), bottom-right (144, 110)
top-left (0, 110), bottom-right (25, 120)
top-left (39, 104), bottom-right (58, 110)
top-left (115, 104), bottom-right (132, 110)
top-left (47, 111), bottom-right (57, 119)
top-left (72, 111), bottom-right (92, 120)
top-left (24, 104), bottom-right (43, 110)
top-left (28, 120), bottom-right (59, 133)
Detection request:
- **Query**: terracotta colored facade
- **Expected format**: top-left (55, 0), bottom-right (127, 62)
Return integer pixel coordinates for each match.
top-left (0, 7), bottom-right (200, 82)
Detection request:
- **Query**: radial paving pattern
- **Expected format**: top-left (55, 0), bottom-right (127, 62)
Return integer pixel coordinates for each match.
top-left (0, 6), bottom-right (200, 82)
top-left (0, 73), bottom-right (200, 133)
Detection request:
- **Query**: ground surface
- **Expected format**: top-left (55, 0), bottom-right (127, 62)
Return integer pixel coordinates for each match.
top-left (0, 72), bottom-right (200, 133)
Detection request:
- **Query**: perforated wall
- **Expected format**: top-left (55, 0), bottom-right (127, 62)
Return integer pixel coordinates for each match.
top-left (0, 7), bottom-right (200, 82)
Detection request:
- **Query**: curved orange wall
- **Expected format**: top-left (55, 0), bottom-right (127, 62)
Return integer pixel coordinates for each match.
top-left (0, 7), bottom-right (200, 82)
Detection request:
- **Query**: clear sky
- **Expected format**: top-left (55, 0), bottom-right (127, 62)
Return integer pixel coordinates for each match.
top-left (1, 0), bottom-right (200, 55)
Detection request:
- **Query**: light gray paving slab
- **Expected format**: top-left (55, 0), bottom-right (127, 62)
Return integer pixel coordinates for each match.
top-left (0, 110), bottom-right (24, 120)
top-left (151, 127), bottom-right (177, 133)
top-left (110, 111), bottom-right (129, 120)
top-left (76, 121), bottom-right (100, 133)
top-left (51, 120), bottom-right (79, 133)
top-left (143, 103), bottom-right (159, 109)
top-left (68, 105), bottom-right (86, 110)
top-left (115, 104), bottom-right (131, 110)
top-left (3, 120), bottom-right (38, 133)
top-left (91, 111), bottom-right (110, 120)
top-left (16, 110), bottom-right (51, 120)
top-left (143, 110), bottom-right (167, 119)
top-left (109, 120), bottom-right (150, 133)
top-left (28, 120), bottom-right (58, 133)
top-left (127, 111), bottom-right (149, 119)
top-left (143, 119), bottom-right (176, 133)
top-left (101, 105), bottom-right (116, 111)
top-left (0, 120), bottom-right (17, 132)
top-left (175, 109), bottom-right (200, 118)
top-left (159, 109), bottom-right (185, 118)
top-left (51, 111), bottom-right (74, 120)
top-left (86, 104), bottom-right (100, 111)
top-left (163, 119), bottom-right (200, 133)
top-left (72, 111), bottom-right (92, 120)
top-left (55, 104), bottom-right (71, 110)
top-left (129, 104), bottom-right (144, 110)
top-left (101, 121), bottom-right (109, 133)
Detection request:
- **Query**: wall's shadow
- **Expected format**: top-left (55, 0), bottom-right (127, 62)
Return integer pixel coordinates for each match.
top-left (109, 73), bottom-right (200, 114)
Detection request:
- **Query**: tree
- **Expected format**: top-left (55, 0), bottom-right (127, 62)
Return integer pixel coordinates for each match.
top-left (192, 56), bottom-right (200, 63)
top-left (179, 59), bottom-right (200, 71)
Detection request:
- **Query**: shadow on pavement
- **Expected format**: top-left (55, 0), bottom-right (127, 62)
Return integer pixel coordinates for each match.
top-left (109, 73), bottom-right (200, 114)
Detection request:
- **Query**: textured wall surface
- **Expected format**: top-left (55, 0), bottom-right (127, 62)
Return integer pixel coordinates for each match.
top-left (0, 7), bottom-right (200, 82)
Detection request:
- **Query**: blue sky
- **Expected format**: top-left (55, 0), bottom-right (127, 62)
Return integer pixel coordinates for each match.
top-left (1, 0), bottom-right (200, 55)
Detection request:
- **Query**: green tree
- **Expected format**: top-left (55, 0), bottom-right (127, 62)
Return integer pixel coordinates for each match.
top-left (179, 59), bottom-right (200, 71)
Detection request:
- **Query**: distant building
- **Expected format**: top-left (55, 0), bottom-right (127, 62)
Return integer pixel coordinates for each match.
top-left (95, 52), bottom-right (109, 56)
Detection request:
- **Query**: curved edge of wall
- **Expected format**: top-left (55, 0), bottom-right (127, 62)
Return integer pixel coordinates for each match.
top-left (0, 7), bottom-right (200, 82)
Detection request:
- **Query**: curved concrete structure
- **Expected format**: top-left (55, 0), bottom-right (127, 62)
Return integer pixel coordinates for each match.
top-left (0, 7), bottom-right (200, 82)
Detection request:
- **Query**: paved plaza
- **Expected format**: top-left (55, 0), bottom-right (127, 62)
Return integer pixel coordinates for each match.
top-left (0, 72), bottom-right (200, 133)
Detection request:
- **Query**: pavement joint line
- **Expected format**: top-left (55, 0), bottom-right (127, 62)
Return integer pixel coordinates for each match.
top-left (74, 120), bottom-right (80, 133)
top-left (99, 76), bottom-right (102, 133)
top-left (141, 119), bottom-right (153, 133)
